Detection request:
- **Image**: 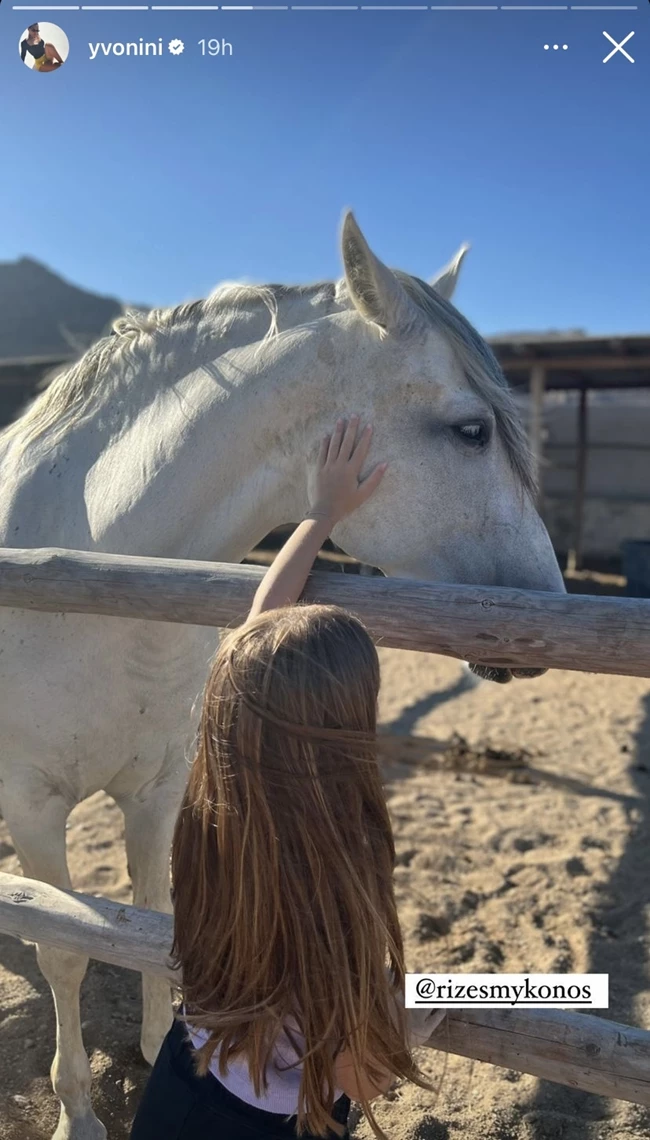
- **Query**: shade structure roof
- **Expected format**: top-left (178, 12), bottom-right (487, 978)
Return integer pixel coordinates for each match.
top-left (489, 333), bottom-right (650, 391)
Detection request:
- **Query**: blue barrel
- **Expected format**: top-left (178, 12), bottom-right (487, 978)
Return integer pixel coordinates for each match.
top-left (622, 540), bottom-right (650, 598)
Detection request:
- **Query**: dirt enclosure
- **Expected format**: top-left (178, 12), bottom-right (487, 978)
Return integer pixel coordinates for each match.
top-left (1, 649), bottom-right (649, 1140)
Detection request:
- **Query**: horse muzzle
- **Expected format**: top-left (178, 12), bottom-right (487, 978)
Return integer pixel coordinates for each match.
top-left (468, 664), bottom-right (548, 684)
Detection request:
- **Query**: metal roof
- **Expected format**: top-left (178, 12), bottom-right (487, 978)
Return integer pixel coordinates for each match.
top-left (0, 353), bottom-right (76, 369)
top-left (489, 333), bottom-right (650, 390)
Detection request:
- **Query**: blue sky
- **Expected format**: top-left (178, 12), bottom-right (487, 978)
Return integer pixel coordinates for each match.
top-left (0, 3), bottom-right (648, 333)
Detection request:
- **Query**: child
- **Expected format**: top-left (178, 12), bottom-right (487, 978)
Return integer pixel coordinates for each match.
top-left (130, 416), bottom-right (444, 1140)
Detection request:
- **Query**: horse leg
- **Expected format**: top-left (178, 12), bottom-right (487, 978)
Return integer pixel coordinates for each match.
top-left (2, 793), bottom-right (106, 1140)
top-left (117, 787), bottom-right (177, 1064)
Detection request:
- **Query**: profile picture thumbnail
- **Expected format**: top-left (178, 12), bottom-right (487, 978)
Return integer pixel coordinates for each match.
top-left (19, 22), bottom-right (69, 72)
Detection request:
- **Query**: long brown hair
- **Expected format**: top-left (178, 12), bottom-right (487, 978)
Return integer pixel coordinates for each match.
top-left (172, 604), bottom-right (428, 1136)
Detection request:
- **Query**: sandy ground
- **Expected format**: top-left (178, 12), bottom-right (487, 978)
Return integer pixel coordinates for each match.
top-left (1, 650), bottom-right (649, 1140)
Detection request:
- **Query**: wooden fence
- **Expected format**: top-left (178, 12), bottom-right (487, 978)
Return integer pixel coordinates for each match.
top-left (1, 546), bottom-right (650, 676)
top-left (1, 872), bottom-right (649, 1105)
top-left (1, 544), bottom-right (649, 1107)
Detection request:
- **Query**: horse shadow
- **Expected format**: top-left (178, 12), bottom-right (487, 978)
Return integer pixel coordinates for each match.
top-left (519, 691), bottom-right (650, 1139)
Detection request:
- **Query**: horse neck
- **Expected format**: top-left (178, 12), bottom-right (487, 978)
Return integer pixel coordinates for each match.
top-left (68, 301), bottom-right (352, 564)
top-left (99, 285), bottom-right (341, 431)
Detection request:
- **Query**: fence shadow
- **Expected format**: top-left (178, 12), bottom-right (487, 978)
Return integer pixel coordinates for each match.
top-left (520, 691), bottom-right (650, 1138)
top-left (381, 667), bottom-right (485, 737)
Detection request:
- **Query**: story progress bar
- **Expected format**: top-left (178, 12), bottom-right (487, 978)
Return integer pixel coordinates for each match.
top-left (12, 3), bottom-right (640, 9)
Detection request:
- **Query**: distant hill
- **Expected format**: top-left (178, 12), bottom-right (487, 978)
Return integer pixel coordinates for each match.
top-left (0, 257), bottom-right (131, 361)
top-left (0, 258), bottom-right (148, 428)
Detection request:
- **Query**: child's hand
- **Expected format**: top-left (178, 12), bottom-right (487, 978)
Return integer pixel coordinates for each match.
top-left (307, 416), bottom-right (388, 526)
top-left (247, 416), bottom-right (385, 618)
top-left (407, 1006), bottom-right (446, 1047)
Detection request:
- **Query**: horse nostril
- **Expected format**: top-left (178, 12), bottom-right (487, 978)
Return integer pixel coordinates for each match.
top-left (468, 663), bottom-right (513, 684)
top-left (468, 664), bottom-right (548, 684)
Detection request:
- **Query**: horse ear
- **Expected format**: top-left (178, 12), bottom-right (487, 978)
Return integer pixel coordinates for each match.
top-left (429, 244), bottom-right (470, 301)
top-left (341, 211), bottom-right (421, 336)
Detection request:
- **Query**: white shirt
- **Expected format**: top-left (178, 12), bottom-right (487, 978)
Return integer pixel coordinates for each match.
top-left (187, 1020), bottom-right (343, 1116)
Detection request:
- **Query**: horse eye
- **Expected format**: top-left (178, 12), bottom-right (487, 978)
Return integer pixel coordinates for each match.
top-left (452, 422), bottom-right (489, 448)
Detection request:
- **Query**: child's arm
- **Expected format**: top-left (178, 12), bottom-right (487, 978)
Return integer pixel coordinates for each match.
top-left (247, 415), bottom-right (387, 621)
top-left (333, 1008), bottom-right (446, 1103)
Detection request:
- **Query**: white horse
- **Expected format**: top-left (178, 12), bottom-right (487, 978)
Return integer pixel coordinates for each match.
top-left (0, 213), bottom-right (564, 1140)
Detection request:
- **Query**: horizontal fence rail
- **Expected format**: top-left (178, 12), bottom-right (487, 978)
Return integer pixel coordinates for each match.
top-left (0, 547), bottom-right (649, 677)
top-left (0, 871), bottom-right (648, 1105)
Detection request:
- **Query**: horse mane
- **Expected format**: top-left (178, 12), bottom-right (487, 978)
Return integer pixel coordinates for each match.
top-left (0, 282), bottom-right (287, 450)
top-left (2, 273), bottom-right (534, 495)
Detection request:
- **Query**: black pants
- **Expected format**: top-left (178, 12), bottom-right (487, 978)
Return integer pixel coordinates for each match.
top-left (130, 1018), bottom-right (351, 1140)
